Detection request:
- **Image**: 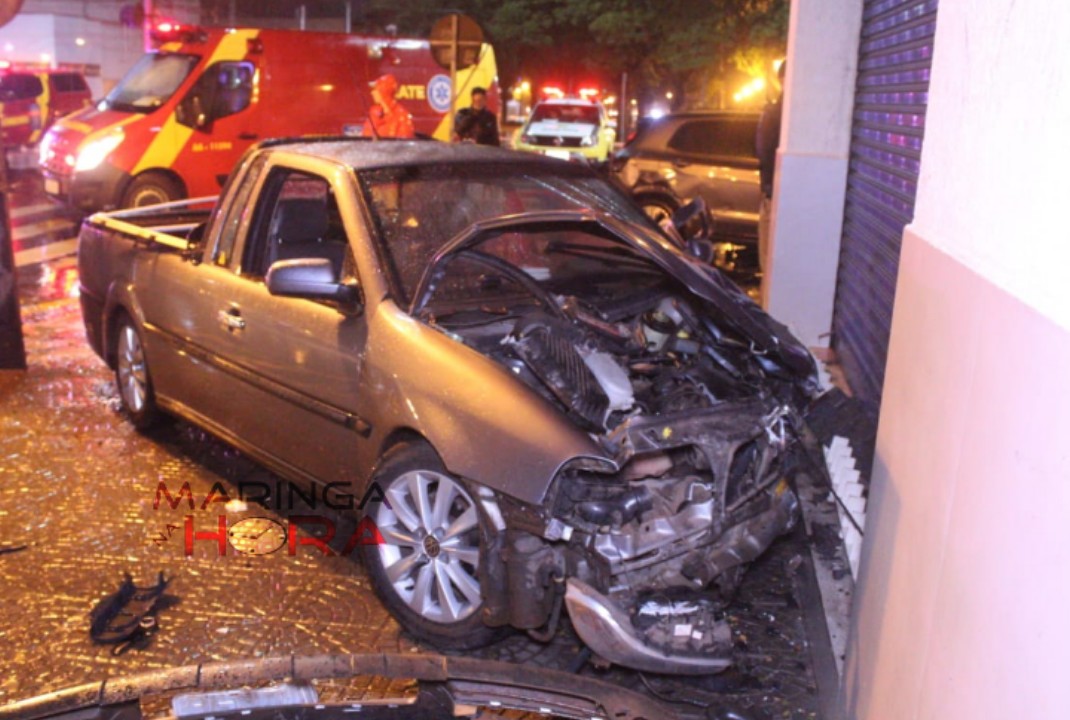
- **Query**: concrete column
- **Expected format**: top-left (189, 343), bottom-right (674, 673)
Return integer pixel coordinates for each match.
top-left (764, 0), bottom-right (863, 347)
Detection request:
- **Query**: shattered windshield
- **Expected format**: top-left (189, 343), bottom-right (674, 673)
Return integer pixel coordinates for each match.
top-left (103, 53), bottom-right (200, 113)
top-left (359, 162), bottom-right (652, 304)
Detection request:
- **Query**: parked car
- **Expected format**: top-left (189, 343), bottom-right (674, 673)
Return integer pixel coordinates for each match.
top-left (78, 138), bottom-right (827, 675)
top-left (513, 97), bottom-right (615, 162)
top-left (611, 112), bottom-right (760, 265)
top-left (0, 64), bottom-right (91, 147)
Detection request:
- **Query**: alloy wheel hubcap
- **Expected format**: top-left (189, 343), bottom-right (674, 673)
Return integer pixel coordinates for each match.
top-left (375, 470), bottom-right (482, 624)
top-left (117, 325), bottom-right (147, 413)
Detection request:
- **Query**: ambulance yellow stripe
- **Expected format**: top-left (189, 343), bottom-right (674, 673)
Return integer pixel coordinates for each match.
top-left (29, 72), bottom-right (50, 143)
top-left (64, 120), bottom-right (94, 133)
top-left (1, 115), bottom-right (30, 127)
top-left (131, 29), bottom-right (261, 176)
top-left (432, 44), bottom-right (498, 142)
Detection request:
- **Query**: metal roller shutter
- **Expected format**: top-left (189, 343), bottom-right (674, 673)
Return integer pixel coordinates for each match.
top-left (832, 0), bottom-right (938, 407)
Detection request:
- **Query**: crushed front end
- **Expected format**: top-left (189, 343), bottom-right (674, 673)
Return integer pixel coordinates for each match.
top-left (552, 401), bottom-right (802, 674)
top-left (418, 212), bottom-right (824, 674)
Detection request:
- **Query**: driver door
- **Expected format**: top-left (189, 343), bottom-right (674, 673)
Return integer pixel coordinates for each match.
top-left (194, 163), bottom-right (369, 488)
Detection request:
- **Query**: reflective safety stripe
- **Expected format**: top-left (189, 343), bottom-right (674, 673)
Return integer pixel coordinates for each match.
top-left (64, 119), bottom-right (94, 133)
top-left (1, 115), bottom-right (30, 127)
top-left (131, 29), bottom-right (260, 177)
top-left (432, 44), bottom-right (498, 142)
top-left (29, 72), bottom-right (50, 143)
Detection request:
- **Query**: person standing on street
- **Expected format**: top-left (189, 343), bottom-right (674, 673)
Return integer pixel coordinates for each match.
top-left (452, 87), bottom-right (500, 146)
top-left (364, 74), bottom-right (415, 139)
top-left (755, 61), bottom-right (786, 300)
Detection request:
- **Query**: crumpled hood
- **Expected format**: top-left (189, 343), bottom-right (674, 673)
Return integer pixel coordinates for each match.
top-left (415, 210), bottom-right (818, 387)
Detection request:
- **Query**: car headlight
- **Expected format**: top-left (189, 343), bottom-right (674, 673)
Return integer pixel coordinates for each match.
top-left (75, 131), bottom-right (124, 172)
top-left (580, 128), bottom-right (599, 147)
top-left (38, 131), bottom-right (55, 166)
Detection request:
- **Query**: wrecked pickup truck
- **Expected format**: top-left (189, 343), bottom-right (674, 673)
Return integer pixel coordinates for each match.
top-left (77, 138), bottom-right (826, 675)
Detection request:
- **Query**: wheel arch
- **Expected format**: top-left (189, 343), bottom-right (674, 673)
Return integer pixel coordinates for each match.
top-left (119, 168), bottom-right (188, 207)
top-left (101, 281), bottom-right (146, 370)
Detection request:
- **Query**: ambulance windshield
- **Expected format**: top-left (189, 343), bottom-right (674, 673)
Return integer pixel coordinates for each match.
top-left (103, 53), bottom-right (200, 113)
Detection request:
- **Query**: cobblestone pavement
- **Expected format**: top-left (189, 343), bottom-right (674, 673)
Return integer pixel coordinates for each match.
top-left (0, 268), bottom-right (831, 719)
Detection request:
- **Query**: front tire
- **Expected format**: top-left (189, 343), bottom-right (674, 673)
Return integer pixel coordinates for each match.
top-left (361, 442), bottom-right (503, 649)
top-left (121, 173), bottom-right (184, 208)
top-left (114, 314), bottom-right (161, 430)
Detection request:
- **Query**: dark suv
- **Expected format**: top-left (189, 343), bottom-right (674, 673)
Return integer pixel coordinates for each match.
top-left (611, 112), bottom-right (760, 259)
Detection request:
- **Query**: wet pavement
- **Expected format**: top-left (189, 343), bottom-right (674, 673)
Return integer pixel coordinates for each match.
top-left (0, 178), bottom-right (838, 719)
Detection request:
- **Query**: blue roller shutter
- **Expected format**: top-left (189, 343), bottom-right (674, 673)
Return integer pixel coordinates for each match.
top-left (832, 0), bottom-right (938, 407)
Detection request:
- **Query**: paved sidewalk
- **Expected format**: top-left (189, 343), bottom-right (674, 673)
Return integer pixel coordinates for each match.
top-left (0, 275), bottom-right (832, 719)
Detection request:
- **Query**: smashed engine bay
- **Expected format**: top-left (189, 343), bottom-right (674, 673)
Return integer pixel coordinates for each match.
top-left (429, 275), bottom-right (819, 674)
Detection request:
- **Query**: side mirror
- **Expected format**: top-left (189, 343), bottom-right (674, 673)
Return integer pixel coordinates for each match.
top-left (266, 259), bottom-right (361, 307)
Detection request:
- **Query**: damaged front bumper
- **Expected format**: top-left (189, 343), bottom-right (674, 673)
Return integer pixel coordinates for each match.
top-left (564, 483), bottom-right (799, 675)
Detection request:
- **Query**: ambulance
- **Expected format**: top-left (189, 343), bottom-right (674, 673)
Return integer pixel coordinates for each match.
top-left (39, 25), bottom-right (499, 210)
top-left (0, 62), bottom-right (92, 148)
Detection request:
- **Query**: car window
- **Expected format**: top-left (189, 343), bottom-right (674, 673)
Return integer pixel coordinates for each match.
top-left (51, 73), bottom-right (88, 94)
top-left (360, 162), bottom-right (651, 304)
top-left (424, 224), bottom-right (666, 314)
top-left (530, 103), bottom-right (599, 125)
top-left (668, 118), bottom-right (757, 158)
top-left (190, 61), bottom-right (255, 120)
top-left (243, 168), bottom-right (354, 286)
top-left (0, 73), bottom-right (43, 101)
top-left (212, 154), bottom-right (268, 267)
top-left (104, 52), bottom-right (200, 112)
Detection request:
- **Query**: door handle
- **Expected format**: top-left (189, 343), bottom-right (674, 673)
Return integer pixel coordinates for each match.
top-left (238, 132), bottom-right (259, 140)
top-left (218, 307), bottom-right (245, 331)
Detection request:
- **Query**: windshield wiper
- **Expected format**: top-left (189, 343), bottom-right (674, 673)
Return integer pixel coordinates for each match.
top-left (105, 101), bottom-right (153, 114)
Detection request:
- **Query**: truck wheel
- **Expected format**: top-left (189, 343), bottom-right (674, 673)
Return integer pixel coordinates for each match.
top-left (361, 442), bottom-right (505, 650)
top-left (121, 173), bottom-right (184, 208)
top-left (114, 314), bottom-right (161, 429)
top-left (637, 193), bottom-right (678, 225)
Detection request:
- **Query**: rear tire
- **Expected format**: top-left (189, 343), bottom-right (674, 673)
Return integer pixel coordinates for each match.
top-left (114, 314), bottom-right (161, 430)
top-left (361, 442), bottom-right (505, 650)
top-left (121, 173), bottom-right (184, 208)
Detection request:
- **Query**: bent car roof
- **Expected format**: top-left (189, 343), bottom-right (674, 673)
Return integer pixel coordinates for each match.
top-left (278, 139), bottom-right (566, 172)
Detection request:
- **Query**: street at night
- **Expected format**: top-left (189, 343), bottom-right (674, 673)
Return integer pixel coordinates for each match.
top-left (3, 1), bottom-right (1067, 718)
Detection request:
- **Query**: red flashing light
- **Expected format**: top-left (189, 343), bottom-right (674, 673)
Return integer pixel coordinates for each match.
top-left (150, 21), bottom-right (206, 46)
top-left (541, 85), bottom-right (564, 99)
top-left (578, 87), bottom-right (599, 100)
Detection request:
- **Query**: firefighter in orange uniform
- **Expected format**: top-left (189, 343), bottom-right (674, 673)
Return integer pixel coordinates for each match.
top-left (363, 74), bottom-right (415, 139)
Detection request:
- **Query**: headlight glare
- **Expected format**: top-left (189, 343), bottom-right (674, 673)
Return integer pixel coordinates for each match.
top-left (75, 132), bottom-right (123, 172)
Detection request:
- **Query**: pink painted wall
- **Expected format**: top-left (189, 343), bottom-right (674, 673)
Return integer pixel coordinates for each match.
top-left (846, 1), bottom-right (1070, 717)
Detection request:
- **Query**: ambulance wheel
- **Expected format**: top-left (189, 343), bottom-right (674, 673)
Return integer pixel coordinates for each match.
top-left (122, 173), bottom-right (184, 208)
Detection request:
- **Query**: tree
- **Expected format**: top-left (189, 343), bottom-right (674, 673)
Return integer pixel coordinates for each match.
top-left (361, 0), bottom-right (788, 109)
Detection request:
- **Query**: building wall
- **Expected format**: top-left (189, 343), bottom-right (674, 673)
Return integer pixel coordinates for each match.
top-left (0, 1), bottom-right (201, 93)
top-left (846, 1), bottom-right (1070, 717)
